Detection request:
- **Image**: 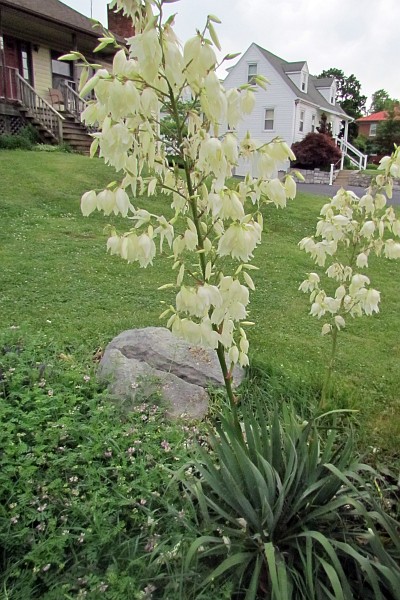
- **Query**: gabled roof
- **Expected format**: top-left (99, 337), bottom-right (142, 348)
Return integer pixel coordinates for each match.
top-left (0, 0), bottom-right (102, 37)
top-left (314, 77), bottom-right (333, 88)
top-left (254, 44), bottom-right (349, 119)
top-left (283, 61), bottom-right (306, 72)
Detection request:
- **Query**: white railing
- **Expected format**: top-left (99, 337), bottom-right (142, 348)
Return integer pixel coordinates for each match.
top-left (0, 66), bottom-right (19, 100)
top-left (16, 73), bottom-right (64, 142)
top-left (335, 137), bottom-right (368, 170)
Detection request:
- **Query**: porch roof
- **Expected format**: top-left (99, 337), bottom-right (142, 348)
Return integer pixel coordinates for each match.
top-left (0, 0), bottom-right (103, 38)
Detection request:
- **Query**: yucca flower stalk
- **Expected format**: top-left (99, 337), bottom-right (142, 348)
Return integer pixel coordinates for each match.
top-left (62, 0), bottom-right (301, 406)
top-left (299, 146), bottom-right (400, 405)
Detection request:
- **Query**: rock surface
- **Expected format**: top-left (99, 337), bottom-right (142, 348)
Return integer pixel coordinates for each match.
top-left (99, 327), bottom-right (245, 420)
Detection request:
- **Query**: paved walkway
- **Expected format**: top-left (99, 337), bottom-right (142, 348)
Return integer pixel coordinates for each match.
top-left (298, 183), bottom-right (400, 205)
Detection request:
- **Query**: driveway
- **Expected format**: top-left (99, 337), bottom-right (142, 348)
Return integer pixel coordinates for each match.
top-left (297, 182), bottom-right (400, 206)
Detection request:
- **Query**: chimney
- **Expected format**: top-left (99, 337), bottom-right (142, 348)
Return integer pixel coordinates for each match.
top-left (107, 5), bottom-right (135, 38)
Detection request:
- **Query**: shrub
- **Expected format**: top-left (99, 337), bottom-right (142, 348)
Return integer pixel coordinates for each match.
top-left (182, 403), bottom-right (400, 599)
top-left (0, 133), bottom-right (32, 150)
top-left (291, 132), bottom-right (342, 169)
top-left (0, 124), bottom-right (40, 150)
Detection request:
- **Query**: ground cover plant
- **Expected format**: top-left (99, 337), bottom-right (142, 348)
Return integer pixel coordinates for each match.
top-left (0, 330), bottom-right (210, 599)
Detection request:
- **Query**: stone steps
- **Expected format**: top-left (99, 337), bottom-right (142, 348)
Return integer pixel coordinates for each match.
top-left (334, 170), bottom-right (354, 187)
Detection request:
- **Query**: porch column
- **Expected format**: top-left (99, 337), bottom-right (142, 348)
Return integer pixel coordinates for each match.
top-left (72, 33), bottom-right (77, 88)
top-left (0, 5), bottom-right (7, 100)
top-left (340, 119), bottom-right (349, 170)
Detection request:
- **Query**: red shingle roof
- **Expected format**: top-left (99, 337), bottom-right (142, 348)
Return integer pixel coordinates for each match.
top-left (356, 111), bottom-right (388, 123)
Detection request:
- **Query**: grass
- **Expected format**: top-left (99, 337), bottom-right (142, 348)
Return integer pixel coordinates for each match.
top-left (1, 150), bottom-right (399, 455)
top-left (1, 150), bottom-right (399, 598)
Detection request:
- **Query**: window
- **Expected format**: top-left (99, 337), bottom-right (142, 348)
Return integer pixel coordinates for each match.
top-left (311, 114), bottom-right (316, 132)
top-left (20, 44), bottom-right (31, 82)
top-left (264, 108), bottom-right (274, 130)
top-left (247, 63), bottom-right (257, 84)
top-left (301, 74), bottom-right (306, 91)
top-left (51, 50), bottom-right (73, 88)
top-left (370, 123), bottom-right (377, 137)
top-left (299, 110), bottom-right (305, 132)
top-left (330, 92), bottom-right (335, 104)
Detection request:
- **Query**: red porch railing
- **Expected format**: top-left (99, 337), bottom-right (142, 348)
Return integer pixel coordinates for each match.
top-left (0, 65), bottom-right (19, 101)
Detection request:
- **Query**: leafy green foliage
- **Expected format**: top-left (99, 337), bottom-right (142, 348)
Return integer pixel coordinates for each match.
top-left (318, 68), bottom-right (366, 140)
top-left (0, 125), bottom-right (40, 150)
top-left (370, 89), bottom-right (399, 114)
top-left (375, 109), bottom-right (400, 155)
top-left (182, 404), bottom-right (400, 599)
top-left (318, 68), bottom-right (367, 119)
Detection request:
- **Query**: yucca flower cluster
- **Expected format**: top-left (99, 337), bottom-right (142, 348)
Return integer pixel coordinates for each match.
top-left (299, 146), bottom-right (400, 337)
top-left (62, 0), bottom-right (301, 398)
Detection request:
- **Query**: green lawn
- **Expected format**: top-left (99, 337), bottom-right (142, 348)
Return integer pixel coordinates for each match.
top-left (1, 150), bottom-right (399, 453)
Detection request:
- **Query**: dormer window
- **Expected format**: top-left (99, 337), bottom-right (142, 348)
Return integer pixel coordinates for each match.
top-left (248, 63), bottom-right (257, 84)
top-left (300, 71), bottom-right (308, 92)
top-left (330, 94), bottom-right (334, 104)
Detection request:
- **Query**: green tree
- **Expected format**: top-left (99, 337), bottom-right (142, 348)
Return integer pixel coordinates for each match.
top-left (319, 67), bottom-right (367, 119)
top-left (375, 109), bottom-right (400, 155)
top-left (369, 88), bottom-right (399, 113)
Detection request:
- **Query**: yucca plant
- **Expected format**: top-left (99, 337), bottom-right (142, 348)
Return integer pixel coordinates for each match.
top-left (181, 404), bottom-right (400, 599)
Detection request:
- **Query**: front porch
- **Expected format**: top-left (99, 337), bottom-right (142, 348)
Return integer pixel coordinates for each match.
top-left (0, 65), bottom-right (93, 152)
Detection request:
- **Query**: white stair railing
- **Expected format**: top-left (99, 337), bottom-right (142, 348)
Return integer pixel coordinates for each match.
top-left (335, 137), bottom-right (368, 170)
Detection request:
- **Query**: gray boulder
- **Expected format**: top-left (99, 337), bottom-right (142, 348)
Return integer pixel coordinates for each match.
top-left (98, 327), bottom-right (245, 420)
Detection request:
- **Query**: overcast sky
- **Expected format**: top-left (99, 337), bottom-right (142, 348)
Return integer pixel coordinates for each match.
top-left (63, 0), bottom-right (399, 107)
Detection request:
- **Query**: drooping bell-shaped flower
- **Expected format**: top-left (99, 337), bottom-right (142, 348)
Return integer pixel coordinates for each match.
top-left (218, 220), bottom-right (262, 262)
top-left (81, 190), bottom-right (97, 216)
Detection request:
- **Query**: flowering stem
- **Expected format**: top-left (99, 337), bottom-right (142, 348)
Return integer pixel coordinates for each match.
top-left (321, 327), bottom-right (338, 408)
top-left (216, 342), bottom-right (237, 411)
top-left (169, 88), bottom-right (237, 409)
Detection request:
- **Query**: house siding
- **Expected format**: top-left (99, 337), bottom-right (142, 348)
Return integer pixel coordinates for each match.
top-left (32, 46), bottom-right (52, 98)
top-left (223, 44), bottom-right (297, 176)
top-left (357, 122), bottom-right (379, 138)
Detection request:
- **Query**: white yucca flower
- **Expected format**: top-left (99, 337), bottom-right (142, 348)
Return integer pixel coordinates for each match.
top-left (218, 221), bottom-right (262, 262)
top-left (81, 190), bottom-right (97, 216)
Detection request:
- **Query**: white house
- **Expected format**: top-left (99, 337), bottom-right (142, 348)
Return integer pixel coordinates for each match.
top-left (222, 43), bottom-right (354, 176)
